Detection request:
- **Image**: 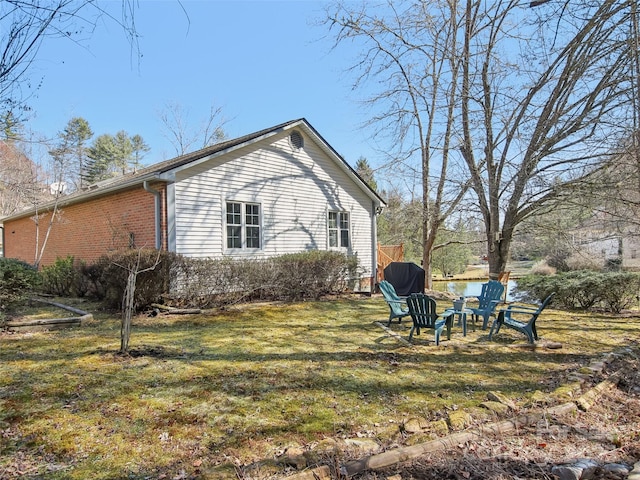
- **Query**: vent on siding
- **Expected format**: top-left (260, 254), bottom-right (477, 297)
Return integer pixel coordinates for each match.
top-left (290, 131), bottom-right (304, 150)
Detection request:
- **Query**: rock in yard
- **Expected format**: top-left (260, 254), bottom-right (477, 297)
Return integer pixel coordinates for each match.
top-left (343, 437), bottom-right (380, 454)
top-left (403, 417), bottom-right (429, 433)
top-left (312, 438), bottom-right (342, 455)
top-left (574, 459), bottom-right (599, 479)
top-left (276, 447), bottom-right (307, 469)
top-left (529, 390), bottom-right (551, 406)
top-left (487, 391), bottom-right (516, 410)
top-left (552, 459), bottom-right (599, 480)
top-left (480, 400), bottom-right (511, 415)
top-left (448, 410), bottom-right (473, 430)
top-left (551, 465), bottom-right (582, 480)
top-left (428, 418), bottom-right (450, 436)
top-left (604, 463), bottom-right (629, 476)
top-left (628, 461), bottom-right (640, 480)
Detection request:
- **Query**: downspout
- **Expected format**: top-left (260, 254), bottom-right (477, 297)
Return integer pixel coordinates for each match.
top-left (0, 225), bottom-right (4, 257)
top-left (143, 181), bottom-right (162, 249)
top-left (372, 202), bottom-right (382, 293)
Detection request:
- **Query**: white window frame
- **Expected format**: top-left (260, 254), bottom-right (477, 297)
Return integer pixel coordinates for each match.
top-left (225, 201), bottom-right (262, 251)
top-left (328, 210), bottom-right (350, 249)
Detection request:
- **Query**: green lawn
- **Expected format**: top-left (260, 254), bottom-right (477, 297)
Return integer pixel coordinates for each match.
top-left (1, 296), bottom-right (638, 479)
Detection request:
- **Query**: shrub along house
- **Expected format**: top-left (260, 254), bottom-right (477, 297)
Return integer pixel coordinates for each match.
top-left (1, 119), bottom-right (385, 291)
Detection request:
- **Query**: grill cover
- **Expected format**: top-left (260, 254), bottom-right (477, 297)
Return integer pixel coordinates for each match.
top-left (383, 262), bottom-right (425, 296)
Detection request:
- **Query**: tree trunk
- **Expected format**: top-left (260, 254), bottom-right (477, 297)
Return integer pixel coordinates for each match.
top-left (423, 250), bottom-right (433, 290)
top-left (120, 270), bottom-right (136, 353)
top-left (487, 228), bottom-right (512, 279)
top-left (422, 200), bottom-right (436, 290)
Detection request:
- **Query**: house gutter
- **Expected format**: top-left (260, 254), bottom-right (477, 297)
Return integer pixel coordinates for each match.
top-left (143, 180), bottom-right (162, 249)
top-left (0, 172), bottom-right (163, 223)
top-left (372, 202), bottom-right (382, 292)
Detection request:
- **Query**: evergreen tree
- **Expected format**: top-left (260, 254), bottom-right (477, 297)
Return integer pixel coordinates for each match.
top-left (0, 111), bottom-right (22, 141)
top-left (85, 131), bottom-right (148, 183)
top-left (355, 156), bottom-right (377, 191)
top-left (49, 117), bottom-right (93, 191)
top-left (130, 134), bottom-right (150, 172)
top-left (112, 130), bottom-right (134, 174)
top-left (85, 134), bottom-right (115, 183)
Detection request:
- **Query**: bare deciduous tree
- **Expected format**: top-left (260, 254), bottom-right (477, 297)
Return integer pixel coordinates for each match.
top-left (0, 126), bottom-right (70, 268)
top-left (0, 1), bottom-right (140, 117)
top-left (0, 1), bottom-right (143, 267)
top-left (7, 135), bottom-right (70, 269)
top-left (0, 140), bottom-right (41, 216)
top-left (459, 0), bottom-right (635, 277)
top-left (159, 101), bottom-right (228, 157)
top-left (327, 0), bottom-right (638, 280)
top-left (119, 250), bottom-right (161, 353)
top-left (327, 1), bottom-right (470, 287)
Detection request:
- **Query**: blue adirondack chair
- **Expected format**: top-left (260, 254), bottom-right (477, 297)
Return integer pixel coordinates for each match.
top-left (467, 280), bottom-right (505, 330)
top-left (406, 293), bottom-right (452, 345)
top-left (489, 293), bottom-right (555, 343)
top-left (379, 280), bottom-right (410, 326)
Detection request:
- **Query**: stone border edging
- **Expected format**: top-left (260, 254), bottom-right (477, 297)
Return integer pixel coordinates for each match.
top-left (284, 361), bottom-right (632, 479)
top-left (340, 402), bottom-right (578, 476)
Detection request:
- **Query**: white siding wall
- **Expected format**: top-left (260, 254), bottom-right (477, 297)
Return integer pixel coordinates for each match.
top-left (172, 130), bottom-right (375, 277)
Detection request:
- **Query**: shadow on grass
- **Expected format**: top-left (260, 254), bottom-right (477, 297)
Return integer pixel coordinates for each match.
top-left (1, 297), bottom-right (637, 479)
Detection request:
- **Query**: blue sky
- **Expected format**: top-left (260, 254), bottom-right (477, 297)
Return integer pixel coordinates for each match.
top-left (26, 1), bottom-right (380, 169)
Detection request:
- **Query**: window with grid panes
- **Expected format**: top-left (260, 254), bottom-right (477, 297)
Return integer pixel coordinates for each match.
top-left (328, 211), bottom-right (349, 248)
top-left (226, 201), bottom-right (261, 249)
top-left (245, 203), bottom-right (260, 248)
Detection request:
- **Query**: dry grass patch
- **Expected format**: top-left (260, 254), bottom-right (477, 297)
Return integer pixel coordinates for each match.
top-left (1, 296), bottom-right (638, 479)
top-left (3, 299), bottom-right (75, 322)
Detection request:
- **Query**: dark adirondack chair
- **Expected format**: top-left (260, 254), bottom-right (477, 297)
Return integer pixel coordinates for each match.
top-left (379, 280), bottom-right (410, 326)
top-left (489, 293), bottom-right (555, 344)
top-left (406, 293), bottom-right (452, 345)
top-left (468, 280), bottom-right (505, 330)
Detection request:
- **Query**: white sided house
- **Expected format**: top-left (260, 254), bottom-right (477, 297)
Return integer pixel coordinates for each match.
top-left (2, 119), bottom-right (385, 290)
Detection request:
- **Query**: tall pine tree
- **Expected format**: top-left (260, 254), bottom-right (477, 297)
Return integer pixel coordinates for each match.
top-left (49, 117), bottom-right (93, 191)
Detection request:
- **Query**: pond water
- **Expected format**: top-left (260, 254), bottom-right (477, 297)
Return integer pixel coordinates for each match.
top-left (431, 279), bottom-right (518, 301)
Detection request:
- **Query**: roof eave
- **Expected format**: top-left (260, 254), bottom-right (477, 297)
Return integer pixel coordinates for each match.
top-left (164, 125), bottom-right (292, 177)
top-left (293, 120), bottom-right (387, 208)
top-left (0, 118), bottom-right (387, 223)
top-left (0, 172), bottom-right (163, 223)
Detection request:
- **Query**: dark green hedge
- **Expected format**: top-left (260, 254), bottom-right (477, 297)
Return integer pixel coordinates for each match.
top-left (40, 256), bottom-right (77, 297)
top-left (0, 258), bottom-right (39, 314)
top-left (514, 270), bottom-right (640, 313)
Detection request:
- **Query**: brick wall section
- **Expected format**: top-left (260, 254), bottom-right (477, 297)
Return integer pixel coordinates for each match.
top-left (3, 183), bottom-right (166, 267)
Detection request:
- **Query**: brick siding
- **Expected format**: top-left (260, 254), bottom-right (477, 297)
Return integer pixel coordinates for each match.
top-left (3, 184), bottom-right (166, 267)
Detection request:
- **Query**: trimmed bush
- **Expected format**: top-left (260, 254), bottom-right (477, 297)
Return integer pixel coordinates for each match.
top-left (0, 258), bottom-right (39, 315)
top-left (40, 256), bottom-right (78, 296)
top-left (270, 250), bottom-right (359, 300)
top-left (84, 249), bottom-right (360, 311)
top-left (170, 251), bottom-right (359, 306)
top-left (78, 262), bottom-right (106, 299)
top-left (514, 270), bottom-right (640, 313)
top-left (599, 272), bottom-right (640, 313)
top-left (90, 249), bottom-right (180, 310)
